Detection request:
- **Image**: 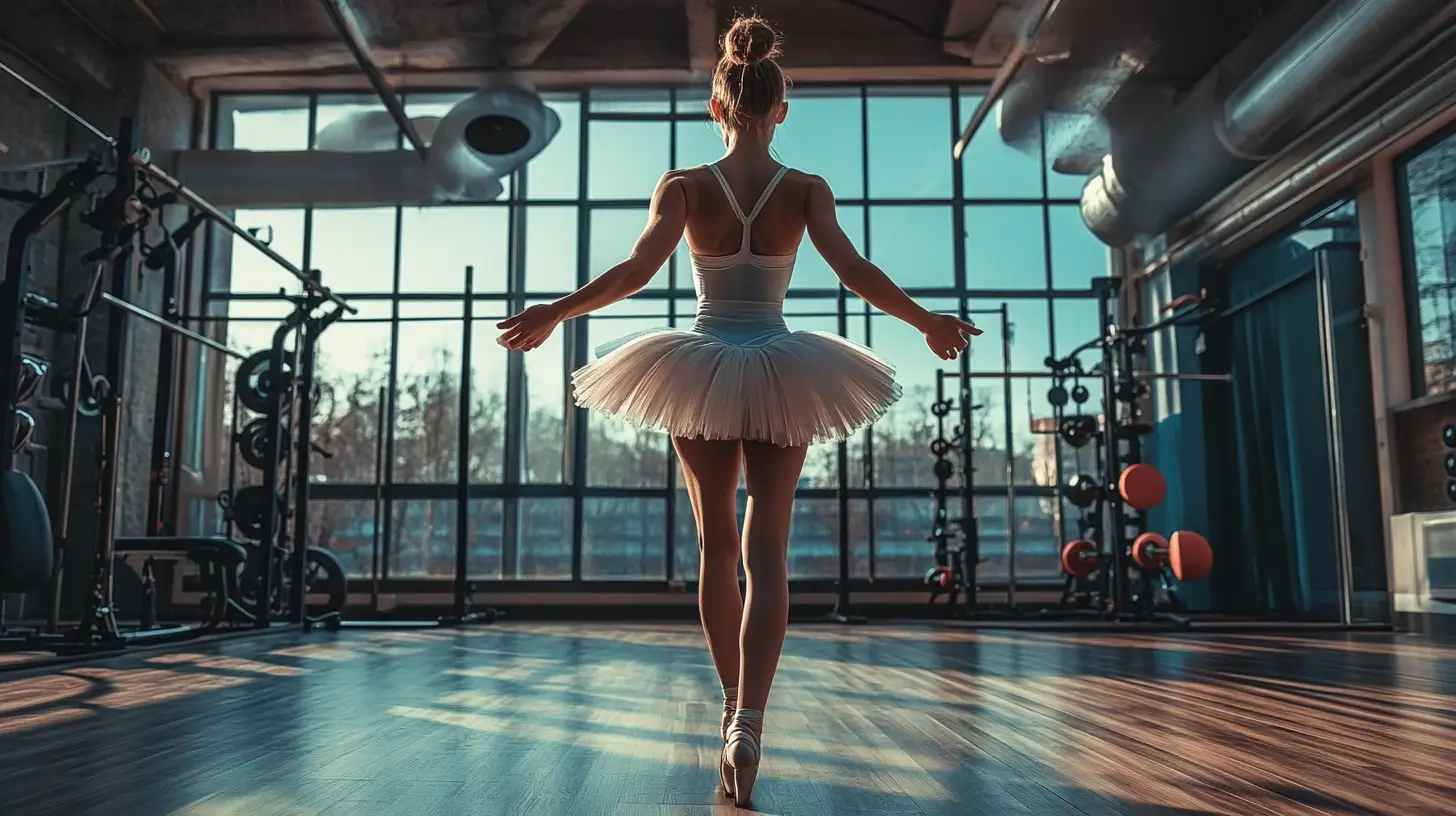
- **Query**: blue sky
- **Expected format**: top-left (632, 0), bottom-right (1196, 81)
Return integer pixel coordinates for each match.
top-left (217, 87), bottom-right (1112, 457)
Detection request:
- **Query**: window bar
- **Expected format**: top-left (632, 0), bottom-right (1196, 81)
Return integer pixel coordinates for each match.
top-left (570, 90), bottom-right (591, 583)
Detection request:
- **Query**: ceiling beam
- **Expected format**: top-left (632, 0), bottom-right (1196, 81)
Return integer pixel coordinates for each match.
top-left (2, 1), bottom-right (118, 90)
top-left (944, 0), bottom-right (1029, 67)
top-left (505, 0), bottom-right (595, 67)
top-left (685, 0), bottom-right (717, 76)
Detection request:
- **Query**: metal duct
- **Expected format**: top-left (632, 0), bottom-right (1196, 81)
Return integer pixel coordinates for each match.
top-left (1082, 0), bottom-right (1456, 247)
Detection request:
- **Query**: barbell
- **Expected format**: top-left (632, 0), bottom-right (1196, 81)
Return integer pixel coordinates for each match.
top-left (1061, 530), bottom-right (1214, 582)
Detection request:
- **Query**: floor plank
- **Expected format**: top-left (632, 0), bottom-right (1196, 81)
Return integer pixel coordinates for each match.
top-left (1, 624), bottom-right (1453, 815)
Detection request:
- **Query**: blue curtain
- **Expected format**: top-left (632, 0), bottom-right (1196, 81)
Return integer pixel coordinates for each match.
top-left (1205, 240), bottom-right (1343, 617)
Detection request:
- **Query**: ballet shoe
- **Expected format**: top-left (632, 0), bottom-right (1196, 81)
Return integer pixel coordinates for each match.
top-left (720, 700), bottom-right (737, 797)
top-left (724, 719), bottom-right (762, 807)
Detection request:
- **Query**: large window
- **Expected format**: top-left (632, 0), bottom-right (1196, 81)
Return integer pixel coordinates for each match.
top-left (1397, 124), bottom-right (1456, 396)
top-left (200, 87), bottom-right (1107, 589)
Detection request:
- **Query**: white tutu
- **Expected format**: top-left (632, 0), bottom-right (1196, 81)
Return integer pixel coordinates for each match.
top-left (572, 324), bottom-right (901, 448)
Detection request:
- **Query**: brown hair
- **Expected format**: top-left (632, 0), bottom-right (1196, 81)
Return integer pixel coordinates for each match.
top-left (711, 13), bottom-right (788, 131)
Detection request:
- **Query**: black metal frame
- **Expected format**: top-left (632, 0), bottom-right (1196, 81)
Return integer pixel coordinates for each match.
top-left (194, 84), bottom-right (1099, 601)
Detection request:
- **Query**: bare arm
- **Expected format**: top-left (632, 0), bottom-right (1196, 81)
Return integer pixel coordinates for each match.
top-left (804, 175), bottom-right (934, 332)
top-left (551, 172), bottom-right (688, 321)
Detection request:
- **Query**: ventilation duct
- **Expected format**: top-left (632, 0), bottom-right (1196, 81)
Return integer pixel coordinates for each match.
top-left (1081, 0), bottom-right (1456, 247)
top-left (315, 78), bottom-right (561, 203)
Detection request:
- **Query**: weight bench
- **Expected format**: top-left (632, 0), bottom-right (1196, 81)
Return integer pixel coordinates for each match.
top-left (112, 537), bottom-right (248, 633)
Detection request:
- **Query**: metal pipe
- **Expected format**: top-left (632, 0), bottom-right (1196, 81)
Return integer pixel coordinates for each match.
top-left (0, 60), bottom-right (116, 147)
top-left (128, 154), bottom-right (358, 313)
top-left (953, 0), bottom-right (1065, 160)
top-left (1138, 50), bottom-right (1456, 279)
top-left (316, 0), bottom-right (429, 161)
top-left (48, 313), bottom-right (89, 633)
top-left (99, 293), bottom-right (248, 360)
top-left (1001, 303), bottom-right (1016, 608)
top-left (1315, 255), bottom-right (1356, 625)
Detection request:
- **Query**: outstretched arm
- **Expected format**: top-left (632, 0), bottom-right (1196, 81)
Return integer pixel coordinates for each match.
top-left (553, 172), bottom-right (687, 320)
top-left (498, 172), bottom-right (687, 350)
top-left (804, 175), bottom-right (979, 359)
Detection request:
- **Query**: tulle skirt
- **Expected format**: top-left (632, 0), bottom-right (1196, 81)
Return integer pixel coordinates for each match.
top-left (571, 301), bottom-right (901, 447)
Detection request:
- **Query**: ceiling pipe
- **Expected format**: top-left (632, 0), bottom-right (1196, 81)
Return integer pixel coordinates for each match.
top-left (317, 0), bottom-right (429, 162)
top-left (1135, 50), bottom-right (1456, 280)
top-left (1081, 0), bottom-right (1456, 247)
top-left (953, 0), bottom-right (1065, 161)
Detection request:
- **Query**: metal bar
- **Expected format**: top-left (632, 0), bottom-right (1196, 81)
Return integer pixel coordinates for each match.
top-left (315, 0), bottom-right (429, 161)
top-left (954, 369), bottom-right (1234, 381)
top-left (0, 60), bottom-right (116, 147)
top-left (370, 386), bottom-right (386, 613)
top-left (1002, 303), bottom-right (1016, 608)
top-left (1315, 253), bottom-right (1356, 626)
top-left (454, 266), bottom-right (474, 617)
top-left (127, 154), bottom-right (358, 313)
top-left (952, 0), bottom-right (1064, 160)
top-left (99, 293), bottom-right (248, 360)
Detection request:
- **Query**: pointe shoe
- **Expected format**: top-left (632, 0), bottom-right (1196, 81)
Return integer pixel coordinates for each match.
top-left (724, 720), bottom-right (762, 807)
top-left (720, 701), bottom-right (737, 797)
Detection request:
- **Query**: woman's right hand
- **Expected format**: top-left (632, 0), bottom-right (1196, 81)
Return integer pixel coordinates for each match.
top-left (920, 312), bottom-right (981, 360)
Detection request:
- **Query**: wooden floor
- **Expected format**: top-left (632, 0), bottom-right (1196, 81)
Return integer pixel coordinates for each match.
top-left (1, 624), bottom-right (1453, 816)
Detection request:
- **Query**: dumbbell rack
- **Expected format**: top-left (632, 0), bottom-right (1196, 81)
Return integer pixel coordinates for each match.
top-left (926, 370), bottom-right (977, 616)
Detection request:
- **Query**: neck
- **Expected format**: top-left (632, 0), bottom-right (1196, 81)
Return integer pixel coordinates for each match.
top-left (723, 126), bottom-right (773, 158)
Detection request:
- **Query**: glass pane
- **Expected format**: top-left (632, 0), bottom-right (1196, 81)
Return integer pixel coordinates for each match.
top-left (591, 208), bottom-right (666, 289)
top-left (776, 90), bottom-right (864, 199)
top-left (467, 500), bottom-right (505, 579)
top-left (795, 205), bottom-right (864, 290)
top-left (313, 320), bottom-right (393, 484)
top-left (524, 207), bottom-right (579, 292)
top-left (674, 490), bottom-right (700, 582)
top-left (959, 92), bottom-right (1043, 200)
top-left (1049, 204), bottom-right (1109, 290)
top-left (400, 206), bottom-right (510, 294)
top-left (224, 210), bottom-right (307, 294)
top-left (469, 317), bottom-right (508, 484)
top-left (872, 496), bottom-right (935, 578)
top-left (310, 208), bottom-right (397, 294)
top-left (522, 301), bottom-right (568, 484)
top-left (589, 121), bottom-right (670, 200)
top-left (847, 499), bottom-right (870, 578)
top-left (1399, 130), bottom-right (1456, 395)
top-left (219, 95), bottom-right (310, 151)
top-left (869, 299), bottom-right (960, 489)
top-left (518, 498), bottom-right (572, 579)
top-left (308, 499), bottom-right (378, 579)
top-left (394, 313), bottom-right (463, 483)
top-left (966, 205), bottom-right (1048, 290)
top-left (868, 206), bottom-right (955, 289)
top-left (1052, 298), bottom-right (1104, 364)
top-left (977, 495), bottom-right (1063, 582)
top-left (583, 497), bottom-right (667, 580)
top-left (965, 298), bottom-right (1051, 375)
top-left (528, 94), bottom-right (582, 200)
top-left (866, 88), bottom-right (953, 199)
top-left (586, 313), bottom-right (671, 487)
top-left (389, 499), bottom-right (455, 578)
top-left (675, 119), bottom-right (724, 169)
top-left (590, 88), bottom-right (670, 113)
top-left (789, 498), bottom-right (839, 579)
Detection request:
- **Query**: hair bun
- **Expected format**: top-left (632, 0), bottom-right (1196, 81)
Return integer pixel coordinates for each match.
top-left (722, 14), bottom-right (781, 64)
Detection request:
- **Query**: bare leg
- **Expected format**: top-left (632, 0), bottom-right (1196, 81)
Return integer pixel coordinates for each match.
top-left (672, 437), bottom-right (744, 702)
top-left (736, 440), bottom-right (808, 711)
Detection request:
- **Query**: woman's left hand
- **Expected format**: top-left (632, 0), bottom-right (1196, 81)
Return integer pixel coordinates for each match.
top-left (497, 304), bottom-right (564, 351)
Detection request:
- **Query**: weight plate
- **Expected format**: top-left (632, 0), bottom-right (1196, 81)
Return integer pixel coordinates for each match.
top-left (1444, 424), bottom-right (1456, 449)
top-left (1047, 385), bottom-right (1068, 407)
top-left (932, 459), bottom-right (955, 481)
top-left (232, 485), bottom-right (280, 541)
top-left (235, 351), bottom-right (292, 415)
top-left (1071, 384), bottom-right (1090, 404)
top-left (930, 400), bottom-right (953, 418)
top-left (929, 438), bottom-right (951, 457)
top-left (236, 417), bottom-right (286, 471)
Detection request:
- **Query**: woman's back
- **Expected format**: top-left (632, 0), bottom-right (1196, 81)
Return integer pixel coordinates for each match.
top-left (681, 161), bottom-right (809, 260)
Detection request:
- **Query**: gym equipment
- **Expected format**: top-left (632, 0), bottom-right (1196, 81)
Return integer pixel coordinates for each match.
top-left (10, 409), bottom-right (35, 453)
top-left (929, 438), bottom-right (951, 457)
top-left (1065, 474), bottom-right (1101, 508)
top-left (1128, 531), bottom-right (1214, 582)
top-left (0, 469), bottom-right (54, 593)
top-left (235, 351), bottom-right (292, 415)
top-left (1060, 539), bottom-right (1099, 578)
top-left (1059, 414), bottom-right (1098, 448)
top-left (1071, 383), bottom-right (1090, 404)
top-left (15, 354), bottom-right (46, 403)
top-left (1118, 463), bottom-right (1167, 510)
top-left (1444, 423), bottom-right (1455, 448)
top-left (231, 486), bottom-right (281, 541)
top-left (930, 399), bottom-right (953, 417)
top-left (236, 417), bottom-right (285, 470)
top-left (1046, 384), bottom-right (1068, 407)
